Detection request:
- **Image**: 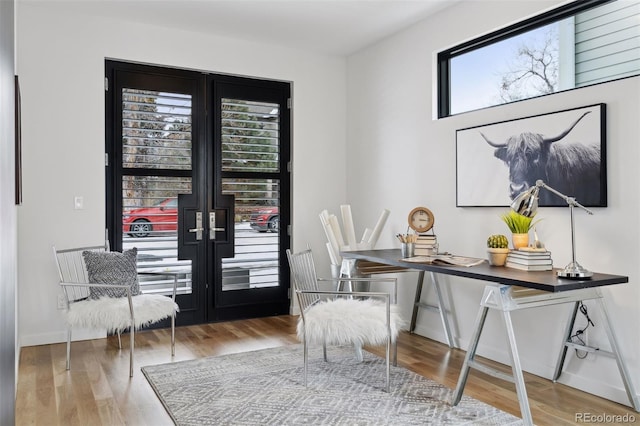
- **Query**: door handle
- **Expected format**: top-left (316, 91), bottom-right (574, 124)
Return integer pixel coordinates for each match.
top-left (209, 212), bottom-right (225, 240)
top-left (189, 212), bottom-right (204, 240)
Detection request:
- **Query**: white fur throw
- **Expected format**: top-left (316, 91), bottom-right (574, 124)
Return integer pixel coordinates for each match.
top-left (297, 298), bottom-right (403, 347)
top-left (65, 294), bottom-right (178, 334)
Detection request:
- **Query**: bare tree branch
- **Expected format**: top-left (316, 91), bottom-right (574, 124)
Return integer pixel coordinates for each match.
top-left (498, 28), bottom-right (559, 102)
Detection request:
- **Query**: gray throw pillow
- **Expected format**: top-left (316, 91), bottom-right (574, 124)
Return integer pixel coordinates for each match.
top-left (82, 248), bottom-right (140, 299)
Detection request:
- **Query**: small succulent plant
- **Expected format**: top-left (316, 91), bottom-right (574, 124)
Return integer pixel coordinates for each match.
top-left (487, 234), bottom-right (509, 249)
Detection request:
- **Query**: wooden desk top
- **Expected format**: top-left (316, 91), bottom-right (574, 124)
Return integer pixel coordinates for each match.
top-left (341, 249), bottom-right (628, 293)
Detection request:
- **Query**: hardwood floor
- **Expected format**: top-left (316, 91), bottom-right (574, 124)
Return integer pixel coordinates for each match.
top-left (15, 315), bottom-right (637, 425)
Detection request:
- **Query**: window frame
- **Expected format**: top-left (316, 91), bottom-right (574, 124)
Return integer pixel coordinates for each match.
top-left (437, 0), bottom-right (621, 118)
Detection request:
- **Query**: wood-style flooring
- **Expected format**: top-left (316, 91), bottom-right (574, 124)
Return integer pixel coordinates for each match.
top-left (15, 315), bottom-right (638, 425)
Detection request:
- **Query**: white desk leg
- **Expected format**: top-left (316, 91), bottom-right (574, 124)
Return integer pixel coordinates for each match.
top-left (432, 272), bottom-right (454, 348)
top-left (453, 286), bottom-right (534, 425)
top-left (409, 271), bottom-right (455, 348)
top-left (452, 305), bottom-right (489, 405)
top-left (502, 309), bottom-right (533, 425)
top-left (553, 295), bottom-right (639, 412)
top-left (410, 271), bottom-right (426, 333)
top-left (553, 301), bottom-right (580, 382)
top-left (596, 297), bottom-right (640, 411)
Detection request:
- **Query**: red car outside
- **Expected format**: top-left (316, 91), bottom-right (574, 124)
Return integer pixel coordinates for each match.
top-left (123, 198), bottom-right (178, 238)
top-left (249, 206), bottom-right (279, 232)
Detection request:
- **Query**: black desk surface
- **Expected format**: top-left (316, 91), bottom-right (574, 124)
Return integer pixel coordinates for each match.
top-left (341, 249), bottom-right (628, 293)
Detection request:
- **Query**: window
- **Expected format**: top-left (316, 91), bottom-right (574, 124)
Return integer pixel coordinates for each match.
top-left (438, 0), bottom-right (640, 117)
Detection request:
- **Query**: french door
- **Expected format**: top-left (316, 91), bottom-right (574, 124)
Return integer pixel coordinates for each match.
top-left (105, 61), bottom-right (291, 325)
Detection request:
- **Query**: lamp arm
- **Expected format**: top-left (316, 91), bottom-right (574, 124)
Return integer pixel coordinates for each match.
top-left (534, 180), bottom-right (594, 215)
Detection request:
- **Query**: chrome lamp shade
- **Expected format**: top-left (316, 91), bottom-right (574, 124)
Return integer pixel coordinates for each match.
top-left (510, 180), bottom-right (594, 279)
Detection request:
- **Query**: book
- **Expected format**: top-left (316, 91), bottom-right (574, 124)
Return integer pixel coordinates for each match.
top-left (402, 255), bottom-right (485, 267)
top-left (509, 250), bottom-right (552, 259)
top-left (505, 256), bottom-right (552, 266)
top-left (415, 234), bottom-right (437, 256)
top-left (505, 261), bottom-right (553, 271)
top-left (415, 249), bottom-right (437, 256)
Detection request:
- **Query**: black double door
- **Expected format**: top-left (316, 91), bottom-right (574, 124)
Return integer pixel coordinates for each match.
top-left (106, 61), bottom-right (291, 324)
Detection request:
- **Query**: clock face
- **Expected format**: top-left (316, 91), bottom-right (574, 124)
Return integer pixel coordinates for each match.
top-left (408, 207), bottom-right (434, 233)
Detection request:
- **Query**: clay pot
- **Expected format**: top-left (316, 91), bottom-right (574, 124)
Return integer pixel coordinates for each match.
top-left (512, 233), bottom-right (529, 250)
top-left (487, 248), bottom-right (509, 266)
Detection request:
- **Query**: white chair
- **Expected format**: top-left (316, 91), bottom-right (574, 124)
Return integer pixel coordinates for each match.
top-left (286, 248), bottom-right (402, 392)
top-left (53, 244), bottom-right (179, 377)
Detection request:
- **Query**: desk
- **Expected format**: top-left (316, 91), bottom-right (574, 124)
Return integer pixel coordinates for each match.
top-left (341, 249), bottom-right (639, 425)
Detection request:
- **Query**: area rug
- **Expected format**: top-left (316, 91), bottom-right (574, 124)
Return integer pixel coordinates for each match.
top-left (142, 345), bottom-right (523, 425)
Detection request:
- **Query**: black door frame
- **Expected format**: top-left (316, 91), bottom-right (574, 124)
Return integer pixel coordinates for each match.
top-left (105, 60), bottom-right (291, 325)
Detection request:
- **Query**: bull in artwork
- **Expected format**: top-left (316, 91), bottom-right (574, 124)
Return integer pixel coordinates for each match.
top-left (481, 111), bottom-right (602, 206)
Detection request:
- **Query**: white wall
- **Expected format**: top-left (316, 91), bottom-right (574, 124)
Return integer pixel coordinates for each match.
top-left (16, 4), bottom-right (347, 345)
top-left (347, 0), bottom-right (639, 406)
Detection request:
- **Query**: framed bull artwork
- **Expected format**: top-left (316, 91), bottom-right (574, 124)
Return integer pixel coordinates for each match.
top-left (456, 103), bottom-right (606, 207)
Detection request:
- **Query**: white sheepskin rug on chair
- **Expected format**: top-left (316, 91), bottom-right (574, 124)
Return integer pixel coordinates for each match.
top-left (297, 298), bottom-right (403, 346)
top-left (65, 294), bottom-right (178, 334)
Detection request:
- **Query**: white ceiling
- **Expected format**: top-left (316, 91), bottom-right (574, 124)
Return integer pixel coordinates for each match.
top-left (32, 0), bottom-right (458, 56)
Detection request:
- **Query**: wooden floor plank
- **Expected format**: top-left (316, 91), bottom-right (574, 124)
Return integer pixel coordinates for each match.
top-left (15, 315), bottom-right (638, 425)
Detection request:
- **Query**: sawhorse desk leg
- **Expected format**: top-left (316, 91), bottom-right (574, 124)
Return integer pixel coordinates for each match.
top-left (410, 271), bottom-right (455, 348)
top-left (452, 285), bottom-right (640, 426)
top-left (451, 297), bottom-right (534, 425)
top-left (553, 298), bottom-right (640, 412)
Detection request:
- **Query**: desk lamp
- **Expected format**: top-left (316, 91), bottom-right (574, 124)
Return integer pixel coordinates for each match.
top-left (510, 179), bottom-right (594, 279)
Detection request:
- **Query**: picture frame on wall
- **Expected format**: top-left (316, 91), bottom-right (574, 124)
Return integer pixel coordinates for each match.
top-left (15, 75), bottom-right (22, 205)
top-left (456, 103), bottom-right (606, 208)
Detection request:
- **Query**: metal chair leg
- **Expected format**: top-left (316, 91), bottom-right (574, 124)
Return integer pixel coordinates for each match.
top-left (66, 329), bottom-right (72, 370)
top-left (393, 339), bottom-right (398, 367)
top-left (129, 327), bottom-right (134, 378)
top-left (385, 336), bottom-right (390, 393)
top-left (303, 337), bottom-right (308, 387)
top-left (117, 330), bottom-right (122, 349)
top-left (171, 312), bottom-right (176, 356)
top-left (354, 343), bottom-right (364, 362)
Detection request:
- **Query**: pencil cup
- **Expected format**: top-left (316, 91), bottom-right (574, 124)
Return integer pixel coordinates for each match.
top-left (401, 243), bottom-right (415, 258)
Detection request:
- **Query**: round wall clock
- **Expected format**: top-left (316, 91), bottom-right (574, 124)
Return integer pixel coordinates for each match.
top-left (408, 207), bottom-right (435, 233)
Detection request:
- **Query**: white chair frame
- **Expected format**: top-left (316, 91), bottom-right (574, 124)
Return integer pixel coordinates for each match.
top-left (287, 248), bottom-right (400, 392)
top-left (53, 244), bottom-right (178, 377)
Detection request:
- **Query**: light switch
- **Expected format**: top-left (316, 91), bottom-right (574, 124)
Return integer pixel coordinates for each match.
top-left (74, 196), bottom-right (84, 210)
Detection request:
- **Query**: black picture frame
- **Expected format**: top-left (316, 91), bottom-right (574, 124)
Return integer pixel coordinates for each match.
top-left (15, 75), bottom-right (22, 205)
top-left (456, 103), bottom-right (606, 207)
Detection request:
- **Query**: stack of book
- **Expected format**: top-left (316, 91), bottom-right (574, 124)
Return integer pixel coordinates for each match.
top-left (505, 249), bottom-right (553, 271)
top-left (414, 234), bottom-right (438, 256)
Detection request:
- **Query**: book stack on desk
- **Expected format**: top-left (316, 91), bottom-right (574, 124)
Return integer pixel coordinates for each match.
top-left (414, 234), bottom-right (438, 255)
top-left (505, 249), bottom-right (553, 271)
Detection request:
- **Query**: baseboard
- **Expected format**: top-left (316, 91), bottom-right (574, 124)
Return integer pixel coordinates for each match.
top-left (20, 329), bottom-right (105, 347)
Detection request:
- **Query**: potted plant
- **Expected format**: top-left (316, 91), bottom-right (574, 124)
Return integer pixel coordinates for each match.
top-left (500, 210), bottom-right (538, 249)
top-left (486, 234), bottom-right (509, 266)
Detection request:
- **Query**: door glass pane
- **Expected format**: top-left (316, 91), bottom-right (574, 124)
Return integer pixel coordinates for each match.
top-left (221, 99), bottom-right (279, 172)
top-left (121, 88), bottom-right (193, 295)
top-left (122, 89), bottom-right (192, 170)
top-left (220, 96), bottom-right (282, 292)
top-left (221, 178), bottom-right (280, 291)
